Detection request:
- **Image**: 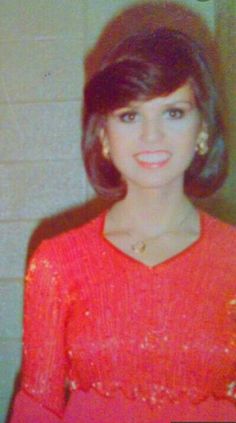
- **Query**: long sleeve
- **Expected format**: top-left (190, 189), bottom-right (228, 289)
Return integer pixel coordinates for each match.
top-left (10, 240), bottom-right (69, 421)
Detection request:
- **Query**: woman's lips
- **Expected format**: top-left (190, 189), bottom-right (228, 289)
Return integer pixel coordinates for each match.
top-left (134, 150), bottom-right (172, 168)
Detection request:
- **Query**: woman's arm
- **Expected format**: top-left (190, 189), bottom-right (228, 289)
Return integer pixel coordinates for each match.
top-left (10, 240), bottom-right (69, 422)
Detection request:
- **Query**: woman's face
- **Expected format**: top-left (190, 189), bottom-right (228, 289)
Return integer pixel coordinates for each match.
top-left (101, 82), bottom-right (204, 192)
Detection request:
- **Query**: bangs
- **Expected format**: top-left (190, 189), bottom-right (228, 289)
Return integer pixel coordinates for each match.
top-left (84, 59), bottom-right (192, 115)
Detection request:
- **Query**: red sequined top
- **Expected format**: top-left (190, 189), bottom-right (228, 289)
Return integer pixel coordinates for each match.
top-left (11, 210), bottom-right (236, 421)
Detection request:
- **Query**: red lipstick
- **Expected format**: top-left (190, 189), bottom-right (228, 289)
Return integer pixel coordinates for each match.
top-left (134, 150), bottom-right (172, 169)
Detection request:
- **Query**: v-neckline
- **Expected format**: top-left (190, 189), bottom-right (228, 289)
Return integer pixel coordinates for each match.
top-left (100, 208), bottom-right (204, 271)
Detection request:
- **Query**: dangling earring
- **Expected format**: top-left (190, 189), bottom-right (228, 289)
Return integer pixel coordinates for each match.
top-left (102, 140), bottom-right (110, 160)
top-left (196, 132), bottom-right (209, 156)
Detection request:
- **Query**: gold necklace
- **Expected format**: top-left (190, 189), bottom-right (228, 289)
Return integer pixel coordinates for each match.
top-left (130, 206), bottom-right (194, 255)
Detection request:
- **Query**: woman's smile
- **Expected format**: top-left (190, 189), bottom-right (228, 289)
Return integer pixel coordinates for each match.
top-left (133, 150), bottom-right (172, 168)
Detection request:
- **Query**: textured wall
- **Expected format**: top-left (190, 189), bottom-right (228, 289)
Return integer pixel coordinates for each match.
top-left (0, 1), bottom-right (218, 421)
top-left (215, 0), bottom-right (236, 223)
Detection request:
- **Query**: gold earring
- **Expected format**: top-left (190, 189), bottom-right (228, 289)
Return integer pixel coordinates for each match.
top-left (102, 141), bottom-right (110, 160)
top-left (196, 132), bottom-right (209, 156)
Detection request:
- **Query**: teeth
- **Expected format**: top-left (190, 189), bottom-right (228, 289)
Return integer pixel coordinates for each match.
top-left (137, 152), bottom-right (170, 163)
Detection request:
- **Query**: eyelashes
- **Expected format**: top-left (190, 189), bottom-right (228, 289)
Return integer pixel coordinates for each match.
top-left (115, 108), bottom-right (186, 123)
top-left (165, 108), bottom-right (185, 119)
top-left (118, 111), bottom-right (139, 123)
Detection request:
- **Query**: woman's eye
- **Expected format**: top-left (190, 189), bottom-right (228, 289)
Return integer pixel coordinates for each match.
top-left (118, 111), bottom-right (138, 123)
top-left (166, 108), bottom-right (184, 119)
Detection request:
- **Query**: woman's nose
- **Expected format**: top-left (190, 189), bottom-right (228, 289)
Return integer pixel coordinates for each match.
top-left (141, 117), bottom-right (164, 144)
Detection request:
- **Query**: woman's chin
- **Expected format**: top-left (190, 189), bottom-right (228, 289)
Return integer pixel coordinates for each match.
top-left (126, 176), bottom-right (183, 193)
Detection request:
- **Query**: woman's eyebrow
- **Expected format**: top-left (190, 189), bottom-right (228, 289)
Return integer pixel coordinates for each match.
top-left (112, 105), bottom-right (138, 114)
top-left (111, 100), bottom-right (195, 115)
top-left (163, 100), bottom-right (194, 106)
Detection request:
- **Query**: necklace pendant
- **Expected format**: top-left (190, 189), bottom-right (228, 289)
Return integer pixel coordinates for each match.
top-left (132, 240), bottom-right (146, 254)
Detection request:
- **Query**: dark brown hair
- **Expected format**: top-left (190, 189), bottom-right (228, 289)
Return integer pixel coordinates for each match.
top-left (82, 27), bottom-right (227, 199)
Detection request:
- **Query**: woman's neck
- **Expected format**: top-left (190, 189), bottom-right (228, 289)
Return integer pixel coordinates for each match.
top-left (108, 182), bottom-right (194, 238)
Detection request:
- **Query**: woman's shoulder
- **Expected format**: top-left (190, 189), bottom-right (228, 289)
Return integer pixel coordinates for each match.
top-left (26, 211), bottom-right (106, 292)
top-left (202, 209), bottom-right (235, 232)
top-left (201, 209), bottom-right (236, 248)
top-left (33, 210), bottom-right (105, 261)
top-left (53, 210), bottom-right (105, 246)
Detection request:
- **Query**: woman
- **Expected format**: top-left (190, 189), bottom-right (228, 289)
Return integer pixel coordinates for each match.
top-left (10, 28), bottom-right (236, 422)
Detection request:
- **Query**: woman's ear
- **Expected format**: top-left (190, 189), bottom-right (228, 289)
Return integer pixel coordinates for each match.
top-left (195, 121), bottom-right (209, 156)
top-left (99, 128), bottom-right (111, 160)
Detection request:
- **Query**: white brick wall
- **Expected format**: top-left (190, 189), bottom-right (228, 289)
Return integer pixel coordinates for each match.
top-left (0, 1), bottom-right (227, 421)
